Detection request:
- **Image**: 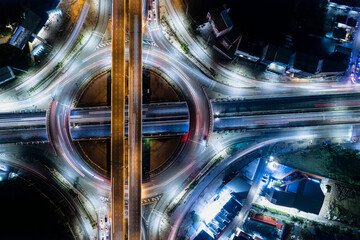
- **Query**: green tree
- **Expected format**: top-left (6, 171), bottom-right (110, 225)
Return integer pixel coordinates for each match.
top-left (301, 228), bottom-right (314, 240)
top-left (320, 145), bottom-right (360, 185)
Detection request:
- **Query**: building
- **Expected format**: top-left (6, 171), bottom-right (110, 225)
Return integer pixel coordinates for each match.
top-left (335, 15), bottom-right (348, 25)
top-left (280, 224), bottom-right (292, 240)
top-left (333, 27), bottom-right (347, 40)
top-left (249, 213), bottom-right (283, 230)
top-left (0, 66), bottom-right (15, 85)
top-left (213, 27), bottom-right (241, 59)
top-left (194, 230), bottom-right (214, 240)
top-left (235, 37), bottom-right (268, 62)
top-left (9, 10), bottom-right (41, 49)
top-left (220, 28), bottom-right (241, 50)
top-left (265, 175), bottom-right (325, 214)
top-left (243, 215), bottom-right (283, 240)
top-left (201, 194), bottom-right (243, 238)
top-left (335, 45), bottom-right (352, 55)
top-left (347, 17), bottom-right (357, 27)
top-left (321, 52), bottom-right (349, 73)
top-left (233, 231), bottom-right (253, 240)
top-left (293, 51), bottom-right (323, 74)
top-left (275, 47), bottom-right (294, 66)
top-left (207, 7), bottom-right (233, 38)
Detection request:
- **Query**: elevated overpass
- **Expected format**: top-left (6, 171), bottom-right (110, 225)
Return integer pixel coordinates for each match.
top-left (3, 92), bottom-right (360, 143)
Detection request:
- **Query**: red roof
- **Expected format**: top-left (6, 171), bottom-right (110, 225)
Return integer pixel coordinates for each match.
top-left (249, 213), bottom-right (283, 230)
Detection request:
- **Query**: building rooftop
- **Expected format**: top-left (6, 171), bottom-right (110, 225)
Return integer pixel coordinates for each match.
top-left (9, 10), bottom-right (41, 49)
top-left (243, 217), bottom-right (281, 240)
top-left (322, 52), bottom-right (349, 73)
top-left (249, 213), bottom-right (283, 230)
top-left (275, 47), bottom-right (293, 65)
top-left (293, 51), bottom-right (322, 74)
top-left (207, 7), bottom-right (233, 37)
top-left (194, 230), bottom-right (214, 240)
top-left (237, 37), bottom-right (264, 58)
top-left (333, 27), bottom-right (347, 40)
top-left (335, 15), bottom-right (348, 24)
top-left (347, 17), bottom-right (357, 27)
top-left (21, 10), bottom-right (41, 33)
top-left (266, 178), bottom-right (325, 214)
top-left (0, 66), bottom-right (15, 85)
top-left (264, 44), bottom-right (278, 62)
top-left (221, 27), bottom-right (241, 50)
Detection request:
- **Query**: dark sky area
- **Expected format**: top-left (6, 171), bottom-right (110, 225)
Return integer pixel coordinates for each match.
top-left (0, 0), bottom-right (56, 25)
top-left (0, 179), bottom-right (72, 240)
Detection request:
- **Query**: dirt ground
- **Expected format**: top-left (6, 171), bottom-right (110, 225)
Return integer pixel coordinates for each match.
top-left (77, 136), bottom-right (182, 177)
top-left (320, 179), bottom-right (360, 227)
top-left (75, 69), bottom-right (184, 176)
top-left (77, 71), bottom-right (109, 107)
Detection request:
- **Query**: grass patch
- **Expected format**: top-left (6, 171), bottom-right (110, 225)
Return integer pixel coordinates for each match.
top-left (278, 144), bottom-right (360, 186)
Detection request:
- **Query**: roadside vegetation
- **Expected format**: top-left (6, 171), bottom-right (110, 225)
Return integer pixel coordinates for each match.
top-left (252, 204), bottom-right (360, 240)
top-left (276, 143), bottom-right (360, 227)
top-left (278, 144), bottom-right (360, 186)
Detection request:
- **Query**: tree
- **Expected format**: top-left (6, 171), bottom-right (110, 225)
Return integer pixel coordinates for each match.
top-left (320, 145), bottom-right (360, 185)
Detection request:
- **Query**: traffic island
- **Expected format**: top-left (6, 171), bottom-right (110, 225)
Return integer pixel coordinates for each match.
top-left (73, 68), bottom-right (187, 179)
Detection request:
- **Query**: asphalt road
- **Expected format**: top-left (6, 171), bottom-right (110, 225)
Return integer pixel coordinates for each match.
top-left (2, 0), bottom-right (360, 239)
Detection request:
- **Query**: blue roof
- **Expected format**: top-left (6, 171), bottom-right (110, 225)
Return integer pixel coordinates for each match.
top-left (287, 180), bottom-right (299, 193)
top-left (194, 230), bottom-right (214, 240)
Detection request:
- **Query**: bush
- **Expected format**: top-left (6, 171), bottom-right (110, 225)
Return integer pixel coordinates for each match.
top-left (301, 228), bottom-right (314, 240)
top-left (0, 26), bottom-right (12, 36)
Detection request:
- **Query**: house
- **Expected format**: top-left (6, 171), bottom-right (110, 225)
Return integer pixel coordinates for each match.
top-left (249, 213), bottom-right (283, 230)
top-left (321, 52), bottom-right (349, 73)
top-left (220, 27), bottom-right (241, 50)
top-left (293, 51), bottom-right (323, 74)
top-left (280, 224), bottom-right (292, 240)
top-left (207, 7), bottom-right (233, 38)
top-left (236, 37), bottom-right (266, 60)
top-left (335, 45), bottom-right (352, 55)
top-left (333, 27), bottom-right (347, 40)
top-left (194, 230), bottom-right (214, 240)
top-left (335, 15), bottom-right (347, 24)
top-left (9, 10), bottom-right (41, 49)
top-left (0, 66), bottom-right (15, 85)
top-left (265, 177), bottom-right (325, 214)
top-left (233, 231), bottom-right (253, 240)
top-left (264, 44), bottom-right (278, 62)
top-left (275, 47), bottom-right (294, 66)
top-left (213, 27), bottom-right (241, 59)
top-left (347, 17), bottom-right (357, 27)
